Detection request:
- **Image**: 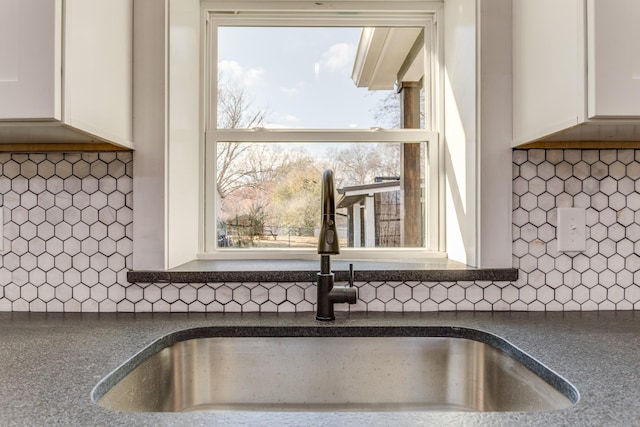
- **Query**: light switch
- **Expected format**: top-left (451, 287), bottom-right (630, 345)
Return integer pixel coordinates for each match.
top-left (557, 207), bottom-right (586, 252)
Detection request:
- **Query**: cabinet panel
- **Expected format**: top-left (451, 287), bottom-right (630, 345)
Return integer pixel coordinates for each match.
top-left (588, 0), bottom-right (640, 118)
top-left (65, 0), bottom-right (133, 144)
top-left (512, 0), bottom-right (583, 145)
top-left (0, 0), bottom-right (133, 149)
top-left (0, 0), bottom-right (60, 120)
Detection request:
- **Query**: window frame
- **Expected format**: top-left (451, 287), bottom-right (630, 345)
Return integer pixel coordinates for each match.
top-left (201, 1), bottom-right (444, 260)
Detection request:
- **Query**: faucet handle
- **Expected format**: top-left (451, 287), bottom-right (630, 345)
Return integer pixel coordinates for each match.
top-left (348, 263), bottom-right (355, 287)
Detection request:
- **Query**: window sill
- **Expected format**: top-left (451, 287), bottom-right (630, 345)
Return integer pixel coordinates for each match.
top-left (127, 259), bottom-right (518, 284)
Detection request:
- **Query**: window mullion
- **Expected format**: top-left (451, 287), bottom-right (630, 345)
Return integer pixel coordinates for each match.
top-left (209, 129), bottom-right (437, 143)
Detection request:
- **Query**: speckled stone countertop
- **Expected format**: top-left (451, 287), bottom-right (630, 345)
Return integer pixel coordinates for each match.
top-left (1, 311), bottom-right (638, 426)
top-left (128, 259), bottom-right (518, 283)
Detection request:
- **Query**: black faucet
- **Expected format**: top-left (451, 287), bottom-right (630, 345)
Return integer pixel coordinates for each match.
top-left (316, 169), bottom-right (357, 321)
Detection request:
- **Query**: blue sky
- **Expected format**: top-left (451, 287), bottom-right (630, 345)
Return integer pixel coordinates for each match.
top-left (217, 26), bottom-right (393, 129)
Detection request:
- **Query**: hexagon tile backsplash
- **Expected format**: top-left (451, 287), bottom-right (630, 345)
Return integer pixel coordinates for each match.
top-left (0, 149), bottom-right (639, 312)
top-left (513, 149), bottom-right (640, 311)
top-left (0, 153), bottom-right (133, 312)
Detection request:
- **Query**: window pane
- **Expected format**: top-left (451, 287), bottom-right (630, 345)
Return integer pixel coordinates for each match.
top-left (216, 26), bottom-right (425, 130)
top-left (215, 142), bottom-right (426, 249)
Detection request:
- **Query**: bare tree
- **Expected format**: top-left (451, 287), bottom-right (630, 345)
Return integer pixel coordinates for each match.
top-left (331, 143), bottom-right (400, 186)
top-left (217, 80), bottom-right (268, 129)
top-left (216, 75), bottom-right (271, 198)
top-left (217, 143), bottom-right (288, 199)
top-left (372, 89), bottom-right (426, 129)
top-left (373, 92), bottom-right (401, 129)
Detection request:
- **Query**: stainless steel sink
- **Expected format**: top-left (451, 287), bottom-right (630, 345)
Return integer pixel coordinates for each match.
top-left (92, 327), bottom-right (578, 412)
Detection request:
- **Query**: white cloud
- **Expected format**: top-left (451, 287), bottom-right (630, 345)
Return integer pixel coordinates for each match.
top-left (264, 112), bottom-right (301, 128)
top-left (218, 59), bottom-right (265, 86)
top-left (280, 86), bottom-right (300, 97)
top-left (243, 67), bottom-right (265, 86)
top-left (281, 114), bottom-right (300, 123)
top-left (320, 43), bottom-right (356, 72)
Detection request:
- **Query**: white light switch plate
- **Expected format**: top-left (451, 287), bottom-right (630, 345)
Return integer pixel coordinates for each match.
top-left (557, 207), bottom-right (586, 252)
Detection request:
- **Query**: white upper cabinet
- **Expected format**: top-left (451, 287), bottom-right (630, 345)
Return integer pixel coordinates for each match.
top-left (0, 0), bottom-right (133, 150)
top-left (513, 0), bottom-right (640, 147)
top-left (0, 0), bottom-right (60, 120)
top-left (587, 0), bottom-right (640, 118)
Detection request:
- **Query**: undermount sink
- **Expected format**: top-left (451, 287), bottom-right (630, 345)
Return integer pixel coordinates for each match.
top-left (92, 326), bottom-right (578, 413)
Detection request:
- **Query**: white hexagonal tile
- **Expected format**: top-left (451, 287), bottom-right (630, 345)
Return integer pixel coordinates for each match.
top-left (20, 222), bottom-right (37, 240)
top-left (564, 177), bottom-right (582, 195)
top-left (606, 254), bottom-right (625, 273)
top-left (572, 161), bottom-right (590, 179)
top-left (598, 208), bottom-right (616, 227)
top-left (607, 160), bottom-right (626, 179)
top-left (513, 150), bottom-right (528, 165)
top-left (520, 193), bottom-right (537, 211)
top-left (390, 283), bottom-right (410, 303)
top-left (529, 177), bottom-right (546, 196)
top-left (537, 162), bottom-right (555, 180)
top-left (627, 161), bottom-right (640, 178)
top-left (484, 284), bottom-right (502, 304)
top-left (545, 177), bottom-right (564, 196)
top-left (90, 253), bottom-right (109, 272)
top-left (267, 286), bottom-right (285, 304)
top-left (589, 161), bottom-right (608, 180)
top-left (597, 150), bottom-right (615, 164)
top-left (160, 285), bottom-right (180, 304)
top-left (570, 284), bottom-right (589, 304)
top-left (599, 176), bottom-right (617, 195)
top-left (543, 149), bottom-right (562, 164)
top-left (608, 193), bottom-right (626, 211)
top-left (529, 208), bottom-right (547, 226)
top-left (625, 254), bottom-right (640, 272)
top-left (90, 161), bottom-right (108, 179)
top-left (375, 283), bottom-right (394, 303)
top-left (98, 207), bottom-right (117, 225)
top-left (520, 162), bottom-right (536, 180)
top-left (513, 208), bottom-right (529, 227)
top-left (625, 285), bottom-right (640, 304)
top-left (231, 286), bottom-right (250, 305)
top-left (616, 176), bottom-right (634, 195)
top-left (99, 176), bottom-right (117, 194)
top-left (589, 285), bottom-right (607, 303)
top-left (141, 285), bottom-right (161, 303)
top-left (537, 193), bottom-right (555, 211)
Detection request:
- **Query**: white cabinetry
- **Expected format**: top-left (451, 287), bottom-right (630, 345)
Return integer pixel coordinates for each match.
top-left (588, 0), bottom-right (640, 118)
top-left (0, 0), bottom-right (133, 150)
top-left (513, 0), bottom-right (640, 147)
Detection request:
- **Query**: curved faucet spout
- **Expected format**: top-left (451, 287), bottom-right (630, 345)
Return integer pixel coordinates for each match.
top-left (318, 169), bottom-right (340, 255)
top-left (316, 169), bottom-right (357, 321)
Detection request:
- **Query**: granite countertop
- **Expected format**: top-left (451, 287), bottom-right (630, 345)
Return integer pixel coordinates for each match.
top-left (1, 311), bottom-right (638, 426)
top-left (127, 259), bottom-right (518, 283)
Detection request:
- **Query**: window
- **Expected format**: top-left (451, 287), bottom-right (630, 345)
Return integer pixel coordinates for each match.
top-left (203, 1), bottom-right (442, 259)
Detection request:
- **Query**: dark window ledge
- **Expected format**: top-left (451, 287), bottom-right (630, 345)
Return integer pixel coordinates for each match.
top-left (127, 259), bottom-right (518, 284)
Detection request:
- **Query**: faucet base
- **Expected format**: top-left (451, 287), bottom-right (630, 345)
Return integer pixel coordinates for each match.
top-left (316, 271), bottom-right (358, 321)
top-left (316, 272), bottom-right (335, 321)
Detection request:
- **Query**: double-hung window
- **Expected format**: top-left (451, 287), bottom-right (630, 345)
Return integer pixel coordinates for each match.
top-left (203, 1), bottom-right (443, 260)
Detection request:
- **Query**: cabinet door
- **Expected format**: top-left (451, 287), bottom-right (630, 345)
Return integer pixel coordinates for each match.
top-left (588, 0), bottom-right (640, 118)
top-left (512, 0), bottom-right (584, 145)
top-left (0, 0), bottom-right (61, 120)
top-left (64, 0), bottom-right (133, 145)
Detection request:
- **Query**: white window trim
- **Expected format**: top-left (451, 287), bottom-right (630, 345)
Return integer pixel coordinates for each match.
top-left (200, 1), bottom-right (445, 261)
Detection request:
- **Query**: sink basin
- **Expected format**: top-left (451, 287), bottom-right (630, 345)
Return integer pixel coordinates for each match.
top-left (92, 326), bottom-right (578, 412)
